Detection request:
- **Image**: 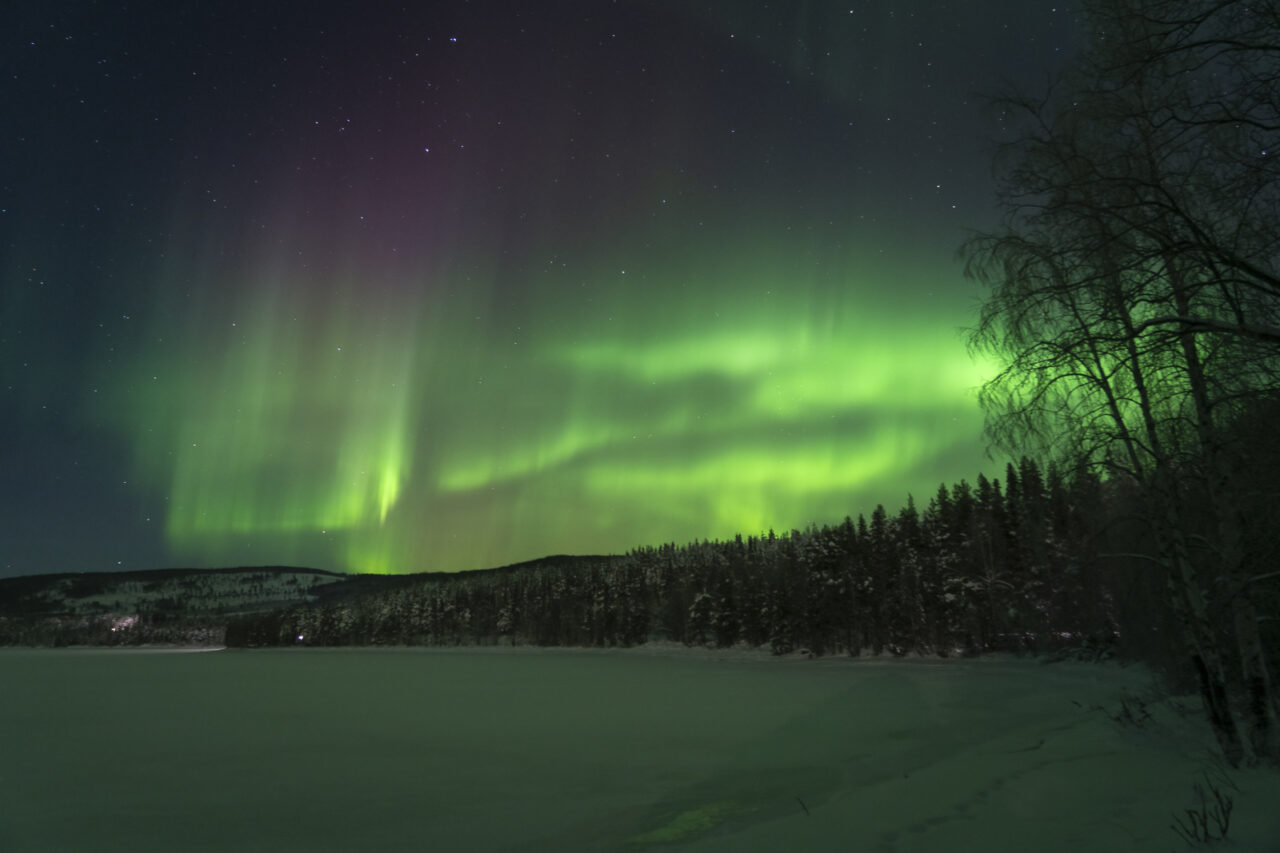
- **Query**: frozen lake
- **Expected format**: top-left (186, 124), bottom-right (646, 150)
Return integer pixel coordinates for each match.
top-left (3, 647), bottom-right (1278, 851)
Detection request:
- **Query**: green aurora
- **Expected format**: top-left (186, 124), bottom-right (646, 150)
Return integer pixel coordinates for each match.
top-left (96, 228), bottom-right (995, 574)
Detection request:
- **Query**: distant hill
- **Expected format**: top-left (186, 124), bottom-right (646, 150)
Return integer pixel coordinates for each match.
top-left (0, 565), bottom-right (348, 646)
top-left (0, 556), bottom-right (613, 646)
top-left (0, 566), bottom-right (346, 619)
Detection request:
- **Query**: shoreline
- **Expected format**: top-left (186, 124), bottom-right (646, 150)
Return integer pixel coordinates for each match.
top-left (0, 640), bottom-right (1129, 672)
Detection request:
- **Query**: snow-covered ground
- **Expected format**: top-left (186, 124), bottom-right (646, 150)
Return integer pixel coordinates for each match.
top-left (2, 646), bottom-right (1278, 851)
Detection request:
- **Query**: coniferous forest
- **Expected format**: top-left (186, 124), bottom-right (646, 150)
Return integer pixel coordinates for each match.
top-left (222, 458), bottom-right (1165, 662)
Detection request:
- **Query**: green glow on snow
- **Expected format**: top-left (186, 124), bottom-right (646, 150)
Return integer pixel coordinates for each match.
top-left (627, 801), bottom-right (753, 844)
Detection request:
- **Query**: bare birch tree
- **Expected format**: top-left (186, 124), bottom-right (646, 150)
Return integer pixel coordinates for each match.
top-left (963, 0), bottom-right (1279, 765)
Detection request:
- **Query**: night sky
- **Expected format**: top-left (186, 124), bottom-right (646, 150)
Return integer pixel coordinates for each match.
top-left (2, 2), bottom-right (1075, 576)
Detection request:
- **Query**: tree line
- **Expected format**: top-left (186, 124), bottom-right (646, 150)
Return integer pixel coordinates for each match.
top-left (226, 458), bottom-right (1139, 660)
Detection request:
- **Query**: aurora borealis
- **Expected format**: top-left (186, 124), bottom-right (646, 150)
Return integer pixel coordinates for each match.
top-left (2, 2), bottom-right (1074, 575)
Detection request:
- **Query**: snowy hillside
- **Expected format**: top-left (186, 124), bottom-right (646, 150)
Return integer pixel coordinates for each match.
top-left (0, 566), bottom-right (345, 617)
top-left (0, 566), bottom-right (348, 645)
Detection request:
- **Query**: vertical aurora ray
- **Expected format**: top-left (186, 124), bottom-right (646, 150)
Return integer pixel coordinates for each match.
top-left (98, 253), bottom-right (428, 572)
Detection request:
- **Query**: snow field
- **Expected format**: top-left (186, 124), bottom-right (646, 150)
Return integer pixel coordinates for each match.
top-left (2, 647), bottom-right (1278, 851)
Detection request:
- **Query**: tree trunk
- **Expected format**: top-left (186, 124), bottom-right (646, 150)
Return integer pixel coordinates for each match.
top-left (1156, 492), bottom-right (1248, 766)
top-left (1233, 595), bottom-right (1279, 764)
top-left (1163, 248), bottom-right (1278, 764)
top-left (1172, 568), bottom-right (1246, 766)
